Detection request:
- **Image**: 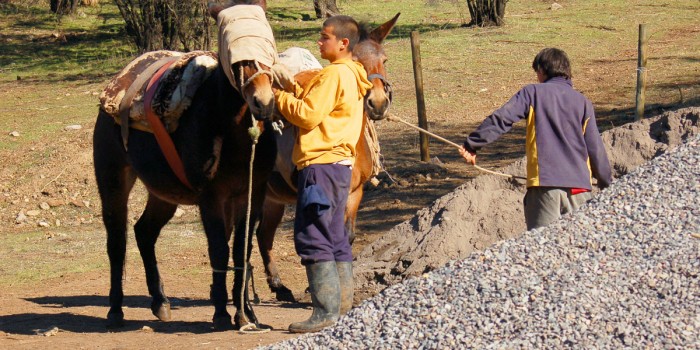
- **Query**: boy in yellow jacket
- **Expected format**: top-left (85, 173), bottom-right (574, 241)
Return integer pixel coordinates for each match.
top-left (272, 15), bottom-right (372, 333)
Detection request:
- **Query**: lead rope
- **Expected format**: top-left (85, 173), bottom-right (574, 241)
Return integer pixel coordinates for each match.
top-left (386, 114), bottom-right (526, 181)
top-left (238, 115), bottom-right (270, 334)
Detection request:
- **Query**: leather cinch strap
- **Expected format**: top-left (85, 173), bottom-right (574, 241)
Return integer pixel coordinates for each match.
top-left (118, 56), bottom-right (179, 151)
top-left (143, 58), bottom-right (194, 190)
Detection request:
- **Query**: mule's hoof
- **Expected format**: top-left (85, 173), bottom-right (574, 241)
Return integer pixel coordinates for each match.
top-left (272, 285), bottom-right (296, 303)
top-left (212, 315), bottom-right (234, 331)
top-left (152, 302), bottom-right (171, 322)
top-left (106, 311), bottom-right (124, 329)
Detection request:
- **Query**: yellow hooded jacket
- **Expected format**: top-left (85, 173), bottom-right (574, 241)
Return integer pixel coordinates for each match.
top-left (275, 58), bottom-right (372, 170)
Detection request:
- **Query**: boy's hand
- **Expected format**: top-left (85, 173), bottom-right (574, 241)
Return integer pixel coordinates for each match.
top-left (271, 63), bottom-right (296, 92)
top-left (459, 145), bottom-right (477, 165)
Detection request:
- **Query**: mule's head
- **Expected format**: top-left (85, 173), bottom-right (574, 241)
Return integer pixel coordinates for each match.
top-left (209, 1), bottom-right (277, 121)
top-left (229, 60), bottom-right (276, 120)
top-left (354, 13), bottom-right (400, 121)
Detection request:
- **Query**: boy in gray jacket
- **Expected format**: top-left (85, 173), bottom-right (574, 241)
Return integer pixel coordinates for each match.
top-left (460, 48), bottom-right (612, 229)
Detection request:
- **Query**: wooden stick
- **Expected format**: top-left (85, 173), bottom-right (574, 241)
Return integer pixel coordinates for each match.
top-left (635, 24), bottom-right (647, 121)
top-left (410, 31), bottom-right (430, 161)
top-left (386, 114), bottom-right (526, 180)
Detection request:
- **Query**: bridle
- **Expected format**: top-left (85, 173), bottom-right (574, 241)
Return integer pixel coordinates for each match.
top-left (367, 73), bottom-right (393, 104)
top-left (235, 60), bottom-right (273, 93)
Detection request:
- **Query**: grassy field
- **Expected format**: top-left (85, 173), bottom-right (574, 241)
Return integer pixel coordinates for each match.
top-left (0, 0), bottom-right (697, 153)
top-left (0, 0), bottom-right (698, 287)
top-left (1, 1), bottom-right (698, 131)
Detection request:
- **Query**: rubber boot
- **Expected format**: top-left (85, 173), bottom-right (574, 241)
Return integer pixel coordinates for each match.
top-left (337, 261), bottom-right (353, 315)
top-left (288, 261), bottom-right (340, 333)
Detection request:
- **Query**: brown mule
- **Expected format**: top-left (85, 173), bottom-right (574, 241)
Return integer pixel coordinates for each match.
top-left (94, 1), bottom-right (278, 331)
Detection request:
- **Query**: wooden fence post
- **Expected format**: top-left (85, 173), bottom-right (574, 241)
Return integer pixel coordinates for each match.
top-left (410, 31), bottom-right (430, 161)
top-left (635, 24), bottom-right (647, 120)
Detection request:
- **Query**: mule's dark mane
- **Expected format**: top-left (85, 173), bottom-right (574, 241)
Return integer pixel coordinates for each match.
top-left (358, 22), bottom-right (371, 41)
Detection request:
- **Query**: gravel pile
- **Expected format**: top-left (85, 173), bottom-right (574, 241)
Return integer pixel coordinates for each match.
top-left (260, 134), bottom-right (700, 349)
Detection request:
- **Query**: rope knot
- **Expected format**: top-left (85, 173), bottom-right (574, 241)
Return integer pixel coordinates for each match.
top-left (248, 124), bottom-right (261, 142)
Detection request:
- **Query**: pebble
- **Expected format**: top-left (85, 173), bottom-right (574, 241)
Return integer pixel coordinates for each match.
top-left (15, 212), bottom-right (27, 224)
top-left (259, 134), bottom-right (700, 349)
top-left (36, 326), bottom-right (59, 337)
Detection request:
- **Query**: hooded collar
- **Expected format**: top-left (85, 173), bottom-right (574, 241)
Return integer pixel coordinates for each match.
top-left (333, 58), bottom-right (373, 96)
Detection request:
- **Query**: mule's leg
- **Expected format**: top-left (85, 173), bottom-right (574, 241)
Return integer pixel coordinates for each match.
top-left (344, 187), bottom-right (364, 245)
top-left (231, 190), bottom-right (274, 330)
top-left (134, 194), bottom-right (177, 322)
top-left (232, 214), bottom-right (259, 329)
top-left (93, 112), bottom-right (137, 328)
top-left (255, 200), bottom-right (295, 302)
top-left (100, 175), bottom-right (135, 328)
top-left (199, 197), bottom-right (234, 331)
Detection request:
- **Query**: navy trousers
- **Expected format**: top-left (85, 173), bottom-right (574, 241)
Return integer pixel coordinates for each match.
top-left (294, 164), bottom-right (352, 265)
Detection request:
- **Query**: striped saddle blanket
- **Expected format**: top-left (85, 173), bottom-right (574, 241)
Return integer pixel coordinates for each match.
top-left (99, 50), bottom-right (218, 133)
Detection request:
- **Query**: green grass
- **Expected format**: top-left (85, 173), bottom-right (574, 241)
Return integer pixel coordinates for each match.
top-left (0, 224), bottom-right (212, 287)
top-left (0, 1), bottom-right (133, 83)
top-left (1, 0), bottom-right (697, 132)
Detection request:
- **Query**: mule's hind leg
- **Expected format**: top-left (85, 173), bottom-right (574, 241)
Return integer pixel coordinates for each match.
top-left (345, 186), bottom-right (364, 245)
top-left (134, 194), bottom-right (177, 322)
top-left (93, 112), bottom-right (137, 328)
top-left (99, 177), bottom-right (135, 328)
top-left (255, 200), bottom-right (295, 302)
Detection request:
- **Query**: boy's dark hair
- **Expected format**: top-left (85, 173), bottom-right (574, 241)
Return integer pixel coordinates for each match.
top-left (532, 48), bottom-right (572, 80)
top-left (323, 15), bottom-right (361, 50)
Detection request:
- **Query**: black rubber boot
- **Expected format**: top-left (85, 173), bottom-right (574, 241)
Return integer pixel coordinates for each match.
top-left (337, 261), bottom-right (353, 315)
top-left (288, 261), bottom-right (340, 333)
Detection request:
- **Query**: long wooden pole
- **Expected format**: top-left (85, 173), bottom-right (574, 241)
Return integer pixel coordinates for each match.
top-left (410, 31), bottom-right (430, 161)
top-left (635, 24), bottom-right (647, 120)
top-left (386, 114), bottom-right (526, 180)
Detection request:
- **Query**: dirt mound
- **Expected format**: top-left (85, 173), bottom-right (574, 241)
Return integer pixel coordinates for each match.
top-left (354, 106), bottom-right (700, 299)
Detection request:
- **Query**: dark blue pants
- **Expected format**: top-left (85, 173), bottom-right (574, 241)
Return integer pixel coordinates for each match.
top-left (294, 164), bottom-right (352, 265)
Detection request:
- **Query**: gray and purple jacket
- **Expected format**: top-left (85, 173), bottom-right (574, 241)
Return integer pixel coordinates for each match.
top-left (464, 77), bottom-right (612, 190)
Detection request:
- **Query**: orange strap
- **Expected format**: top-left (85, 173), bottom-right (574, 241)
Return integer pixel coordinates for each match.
top-left (143, 60), bottom-right (194, 190)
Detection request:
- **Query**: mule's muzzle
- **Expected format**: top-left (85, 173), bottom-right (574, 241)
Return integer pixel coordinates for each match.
top-left (244, 71), bottom-right (276, 122)
top-left (365, 73), bottom-right (393, 121)
top-left (250, 96), bottom-right (276, 121)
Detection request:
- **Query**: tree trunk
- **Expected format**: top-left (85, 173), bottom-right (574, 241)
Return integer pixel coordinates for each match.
top-left (313, 0), bottom-right (340, 19)
top-left (113, 0), bottom-right (211, 53)
top-left (466, 0), bottom-right (507, 27)
top-left (50, 0), bottom-right (78, 15)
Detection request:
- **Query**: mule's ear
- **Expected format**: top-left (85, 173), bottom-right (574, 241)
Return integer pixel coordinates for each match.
top-left (208, 2), bottom-right (225, 20)
top-left (368, 13), bottom-right (400, 44)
